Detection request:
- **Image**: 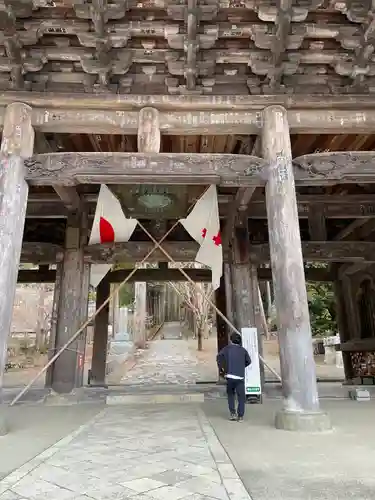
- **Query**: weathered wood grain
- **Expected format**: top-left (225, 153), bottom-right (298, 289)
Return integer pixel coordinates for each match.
top-left (4, 92), bottom-right (375, 111)
top-left (23, 150), bottom-right (375, 187)
top-left (45, 263), bottom-right (62, 388)
top-left (17, 266), bottom-right (334, 283)
top-left (25, 193), bottom-right (375, 220)
top-left (257, 266), bottom-right (334, 282)
top-left (0, 106), bottom-right (374, 134)
top-left (137, 107), bottom-right (160, 153)
top-left (24, 153), bottom-right (266, 186)
top-left (0, 103), bottom-right (34, 433)
top-left (21, 240), bottom-right (375, 265)
top-left (50, 213), bottom-right (87, 394)
top-left (293, 152), bottom-right (375, 185)
top-left (90, 277), bottom-right (110, 385)
top-left (250, 241), bottom-right (375, 263)
top-left (21, 242), bottom-right (64, 263)
top-left (84, 241), bottom-right (200, 264)
top-left (262, 105), bottom-right (320, 417)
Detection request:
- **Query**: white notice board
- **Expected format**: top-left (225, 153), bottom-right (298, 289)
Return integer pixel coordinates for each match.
top-left (241, 327), bottom-right (262, 395)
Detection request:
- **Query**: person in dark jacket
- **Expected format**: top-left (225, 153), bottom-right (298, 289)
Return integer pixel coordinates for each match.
top-left (217, 332), bottom-right (251, 421)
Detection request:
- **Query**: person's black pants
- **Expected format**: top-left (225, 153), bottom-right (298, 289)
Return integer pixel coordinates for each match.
top-left (226, 378), bottom-right (245, 417)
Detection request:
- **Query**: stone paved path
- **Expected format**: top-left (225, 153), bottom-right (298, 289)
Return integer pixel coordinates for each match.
top-left (121, 323), bottom-right (215, 385)
top-left (0, 405), bottom-right (251, 500)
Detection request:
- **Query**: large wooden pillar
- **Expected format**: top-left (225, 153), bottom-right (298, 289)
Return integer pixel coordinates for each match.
top-left (133, 282), bottom-right (147, 348)
top-left (0, 103), bottom-right (34, 435)
top-left (45, 263), bottom-right (63, 388)
top-left (262, 106), bottom-right (330, 431)
top-left (334, 273), bottom-right (353, 380)
top-left (76, 263), bottom-right (90, 386)
top-left (90, 277), bottom-right (110, 385)
top-left (215, 276), bottom-right (228, 353)
top-left (231, 226), bottom-right (264, 384)
top-left (50, 212), bottom-right (87, 393)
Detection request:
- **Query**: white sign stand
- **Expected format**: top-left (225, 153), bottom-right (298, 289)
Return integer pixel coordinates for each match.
top-left (241, 327), bottom-right (262, 400)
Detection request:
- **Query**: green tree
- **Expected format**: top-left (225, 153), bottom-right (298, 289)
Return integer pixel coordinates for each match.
top-left (305, 263), bottom-right (337, 336)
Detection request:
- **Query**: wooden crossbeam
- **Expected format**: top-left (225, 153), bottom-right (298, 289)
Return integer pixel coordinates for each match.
top-left (3, 92), bottom-right (375, 110)
top-left (250, 241), bottom-right (375, 263)
top-left (20, 240), bottom-right (375, 264)
top-left (23, 151), bottom-right (375, 187)
top-left (17, 265), bottom-right (334, 283)
top-left (24, 152), bottom-right (266, 187)
top-left (25, 194), bottom-right (375, 220)
top-left (0, 106), bottom-right (374, 134)
top-left (17, 268), bottom-right (212, 283)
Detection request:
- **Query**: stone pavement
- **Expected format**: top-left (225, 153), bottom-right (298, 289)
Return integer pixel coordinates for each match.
top-left (0, 405), bottom-right (251, 500)
top-left (121, 323), bottom-right (216, 385)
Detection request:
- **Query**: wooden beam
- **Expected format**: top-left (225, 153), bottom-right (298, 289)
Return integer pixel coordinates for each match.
top-left (28, 108), bottom-right (375, 134)
top-left (223, 187), bottom-right (256, 247)
top-left (250, 241), bottom-right (375, 263)
top-left (334, 219), bottom-right (371, 241)
top-left (293, 151), bottom-right (375, 185)
top-left (21, 240), bottom-right (375, 265)
top-left (53, 187), bottom-right (81, 211)
top-left (17, 263), bottom-right (337, 284)
top-left (4, 92), bottom-right (375, 111)
top-left (24, 151), bottom-right (375, 188)
top-left (257, 267), bottom-right (334, 282)
top-left (25, 194), bottom-right (375, 220)
top-left (34, 132), bottom-right (81, 210)
top-left (248, 198), bottom-right (375, 219)
top-left (0, 106), bottom-right (372, 135)
top-left (24, 153), bottom-right (266, 187)
top-left (21, 242), bottom-right (64, 264)
top-left (308, 206), bottom-right (327, 240)
top-left (84, 241), bottom-right (199, 263)
top-left (17, 268), bottom-right (213, 283)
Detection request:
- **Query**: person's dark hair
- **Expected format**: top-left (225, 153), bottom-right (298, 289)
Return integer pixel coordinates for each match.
top-left (230, 332), bottom-right (242, 345)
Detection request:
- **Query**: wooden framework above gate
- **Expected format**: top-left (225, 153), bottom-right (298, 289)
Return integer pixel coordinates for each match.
top-left (2, 0), bottom-right (375, 97)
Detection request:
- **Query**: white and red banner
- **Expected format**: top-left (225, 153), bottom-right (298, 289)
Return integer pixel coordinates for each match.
top-left (89, 184), bottom-right (138, 287)
top-left (180, 185), bottom-right (223, 290)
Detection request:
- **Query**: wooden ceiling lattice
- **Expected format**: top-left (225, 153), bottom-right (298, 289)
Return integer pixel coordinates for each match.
top-left (2, 0), bottom-right (375, 95)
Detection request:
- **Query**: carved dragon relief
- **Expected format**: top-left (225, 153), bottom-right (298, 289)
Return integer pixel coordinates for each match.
top-left (23, 152), bottom-right (267, 186)
top-left (293, 151), bottom-right (375, 184)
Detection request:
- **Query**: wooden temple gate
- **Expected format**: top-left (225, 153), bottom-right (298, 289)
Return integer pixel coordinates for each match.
top-left (2, 0), bottom-right (375, 431)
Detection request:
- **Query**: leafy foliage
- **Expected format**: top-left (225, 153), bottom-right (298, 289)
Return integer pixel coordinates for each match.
top-left (307, 281), bottom-right (337, 336)
top-left (267, 264), bottom-right (338, 337)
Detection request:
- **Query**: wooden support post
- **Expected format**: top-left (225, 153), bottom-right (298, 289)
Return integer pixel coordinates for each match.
top-left (112, 288), bottom-right (120, 339)
top-left (0, 103), bottom-right (34, 435)
top-left (45, 263), bottom-right (63, 388)
top-left (308, 206), bottom-right (327, 241)
top-left (215, 277), bottom-right (228, 354)
top-left (75, 263), bottom-right (90, 386)
top-left (49, 212), bottom-right (87, 393)
top-left (262, 105), bottom-right (330, 431)
top-left (224, 262), bottom-right (234, 325)
top-left (133, 282), bottom-right (147, 348)
top-left (90, 277), bottom-right (110, 385)
top-left (333, 270), bottom-right (353, 381)
top-left (231, 226), bottom-right (265, 386)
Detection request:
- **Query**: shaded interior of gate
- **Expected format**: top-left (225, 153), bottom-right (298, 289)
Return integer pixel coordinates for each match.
top-left (20, 128), bottom-right (375, 388)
